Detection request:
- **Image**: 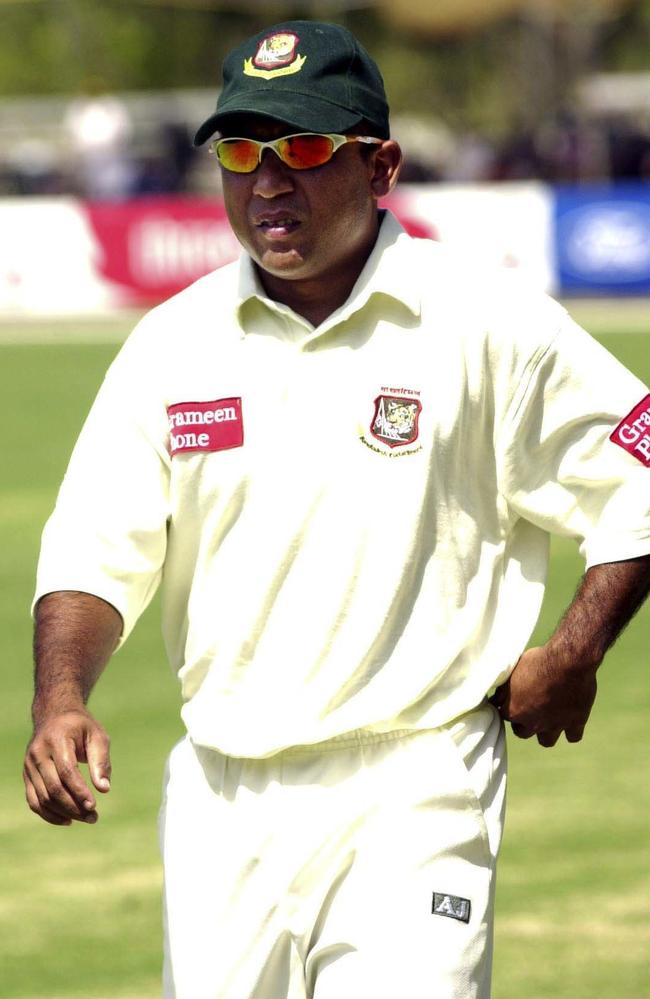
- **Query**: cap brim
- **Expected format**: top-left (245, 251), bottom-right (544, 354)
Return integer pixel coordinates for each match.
top-left (193, 91), bottom-right (364, 146)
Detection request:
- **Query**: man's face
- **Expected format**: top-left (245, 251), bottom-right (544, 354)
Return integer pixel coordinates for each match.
top-left (218, 115), bottom-right (392, 292)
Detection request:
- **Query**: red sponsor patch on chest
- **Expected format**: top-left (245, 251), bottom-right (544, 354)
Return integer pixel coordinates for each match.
top-left (167, 398), bottom-right (243, 456)
top-left (610, 393), bottom-right (650, 466)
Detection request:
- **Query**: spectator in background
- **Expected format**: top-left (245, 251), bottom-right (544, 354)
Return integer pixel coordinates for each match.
top-left (162, 120), bottom-right (196, 193)
top-left (445, 131), bottom-right (496, 182)
top-left (607, 121), bottom-right (650, 180)
top-left (5, 139), bottom-right (63, 195)
top-left (65, 78), bottom-right (135, 200)
top-left (134, 119), bottom-right (196, 196)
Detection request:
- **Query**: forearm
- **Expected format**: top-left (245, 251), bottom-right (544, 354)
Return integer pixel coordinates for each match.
top-left (546, 555), bottom-right (650, 673)
top-left (25, 591), bottom-right (122, 825)
top-left (32, 591), bottom-right (123, 725)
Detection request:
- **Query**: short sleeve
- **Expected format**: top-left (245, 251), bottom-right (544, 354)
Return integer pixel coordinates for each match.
top-left (33, 326), bottom-right (171, 645)
top-left (498, 316), bottom-right (650, 567)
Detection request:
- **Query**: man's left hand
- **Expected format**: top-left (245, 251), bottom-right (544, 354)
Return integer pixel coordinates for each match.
top-left (490, 645), bottom-right (598, 748)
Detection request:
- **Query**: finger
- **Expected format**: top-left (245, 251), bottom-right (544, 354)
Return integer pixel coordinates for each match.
top-left (85, 727), bottom-right (112, 794)
top-left (537, 729), bottom-right (562, 748)
top-left (32, 756), bottom-right (97, 823)
top-left (24, 770), bottom-right (71, 826)
top-left (26, 735), bottom-right (95, 814)
top-left (511, 722), bottom-right (535, 739)
top-left (55, 741), bottom-right (98, 812)
top-left (39, 806), bottom-right (74, 827)
top-left (489, 684), bottom-right (509, 712)
top-left (565, 726), bottom-right (585, 744)
top-left (25, 759), bottom-right (63, 812)
top-left (24, 762), bottom-right (84, 824)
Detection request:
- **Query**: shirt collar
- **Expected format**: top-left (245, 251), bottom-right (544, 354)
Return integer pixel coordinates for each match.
top-left (235, 210), bottom-right (422, 331)
top-left (338, 209), bottom-right (422, 321)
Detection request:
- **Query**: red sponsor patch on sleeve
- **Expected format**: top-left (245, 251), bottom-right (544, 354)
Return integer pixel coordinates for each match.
top-left (167, 398), bottom-right (243, 456)
top-left (609, 393), bottom-right (650, 467)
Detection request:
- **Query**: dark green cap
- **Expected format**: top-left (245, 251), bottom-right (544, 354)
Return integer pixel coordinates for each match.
top-left (194, 20), bottom-right (389, 146)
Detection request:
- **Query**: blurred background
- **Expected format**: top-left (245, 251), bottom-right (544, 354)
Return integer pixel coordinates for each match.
top-left (2, 0), bottom-right (650, 312)
top-left (3, 0), bottom-right (650, 193)
top-left (1, 4), bottom-right (649, 999)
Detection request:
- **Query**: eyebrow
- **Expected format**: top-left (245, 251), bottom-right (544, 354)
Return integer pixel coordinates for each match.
top-left (219, 119), bottom-right (295, 140)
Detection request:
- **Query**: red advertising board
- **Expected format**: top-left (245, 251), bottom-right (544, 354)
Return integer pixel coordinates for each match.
top-left (84, 195), bottom-right (436, 307)
top-left (84, 199), bottom-right (241, 306)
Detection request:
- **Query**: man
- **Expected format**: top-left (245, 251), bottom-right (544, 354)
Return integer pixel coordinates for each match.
top-left (24, 20), bottom-right (650, 999)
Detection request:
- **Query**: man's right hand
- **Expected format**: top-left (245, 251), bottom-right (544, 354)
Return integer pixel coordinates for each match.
top-left (23, 709), bottom-right (112, 826)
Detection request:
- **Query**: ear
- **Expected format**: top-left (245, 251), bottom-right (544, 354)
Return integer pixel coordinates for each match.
top-left (369, 140), bottom-right (402, 199)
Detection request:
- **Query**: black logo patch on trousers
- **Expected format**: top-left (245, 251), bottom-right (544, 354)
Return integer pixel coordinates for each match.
top-left (432, 892), bottom-right (471, 923)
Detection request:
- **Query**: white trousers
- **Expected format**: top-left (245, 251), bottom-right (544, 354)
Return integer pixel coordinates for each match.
top-left (159, 703), bottom-right (506, 999)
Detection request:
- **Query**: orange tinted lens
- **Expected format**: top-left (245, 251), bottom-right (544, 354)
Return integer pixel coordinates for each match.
top-left (279, 134), bottom-right (335, 169)
top-left (216, 139), bottom-right (260, 173)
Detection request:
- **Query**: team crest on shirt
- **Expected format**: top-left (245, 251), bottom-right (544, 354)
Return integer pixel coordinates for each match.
top-left (244, 32), bottom-right (306, 80)
top-left (370, 393), bottom-right (422, 449)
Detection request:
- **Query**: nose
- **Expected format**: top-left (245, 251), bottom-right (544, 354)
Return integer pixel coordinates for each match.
top-left (252, 148), bottom-right (295, 198)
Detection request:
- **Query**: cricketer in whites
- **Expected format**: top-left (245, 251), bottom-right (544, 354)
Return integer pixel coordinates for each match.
top-left (24, 19), bottom-right (650, 999)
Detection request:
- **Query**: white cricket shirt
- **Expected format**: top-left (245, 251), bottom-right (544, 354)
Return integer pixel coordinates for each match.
top-left (35, 212), bottom-right (650, 756)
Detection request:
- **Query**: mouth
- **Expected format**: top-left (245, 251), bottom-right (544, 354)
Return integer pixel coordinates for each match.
top-left (253, 213), bottom-right (302, 239)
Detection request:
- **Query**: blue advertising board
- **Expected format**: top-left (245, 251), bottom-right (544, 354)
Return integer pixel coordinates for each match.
top-left (555, 184), bottom-right (650, 294)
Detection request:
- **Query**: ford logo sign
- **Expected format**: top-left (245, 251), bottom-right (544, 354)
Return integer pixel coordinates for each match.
top-left (559, 202), bottom-right (650, 281)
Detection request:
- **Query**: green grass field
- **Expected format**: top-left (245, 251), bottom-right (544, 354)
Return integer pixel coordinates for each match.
top-left (1, 318), bottom-right (649, 998)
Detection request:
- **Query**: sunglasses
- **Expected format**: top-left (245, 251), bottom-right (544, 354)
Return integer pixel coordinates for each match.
top-left (210, 132), bottom-right (383, 174)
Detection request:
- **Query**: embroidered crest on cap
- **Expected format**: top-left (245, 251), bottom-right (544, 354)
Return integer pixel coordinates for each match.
top-left (370, 394), bottom-right (422, 449)
top-left (244, 32), bottom-right (306, 80)
top-left (610, 393), bottom-right (650, 466)
top-left (432, 893), bottom-right (471, 924)
top-left (167, 398), bottom-right (244, 456)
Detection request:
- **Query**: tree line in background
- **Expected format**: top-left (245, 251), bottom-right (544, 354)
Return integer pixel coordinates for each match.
top-left (1, 0), bottom-right (650, 137)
